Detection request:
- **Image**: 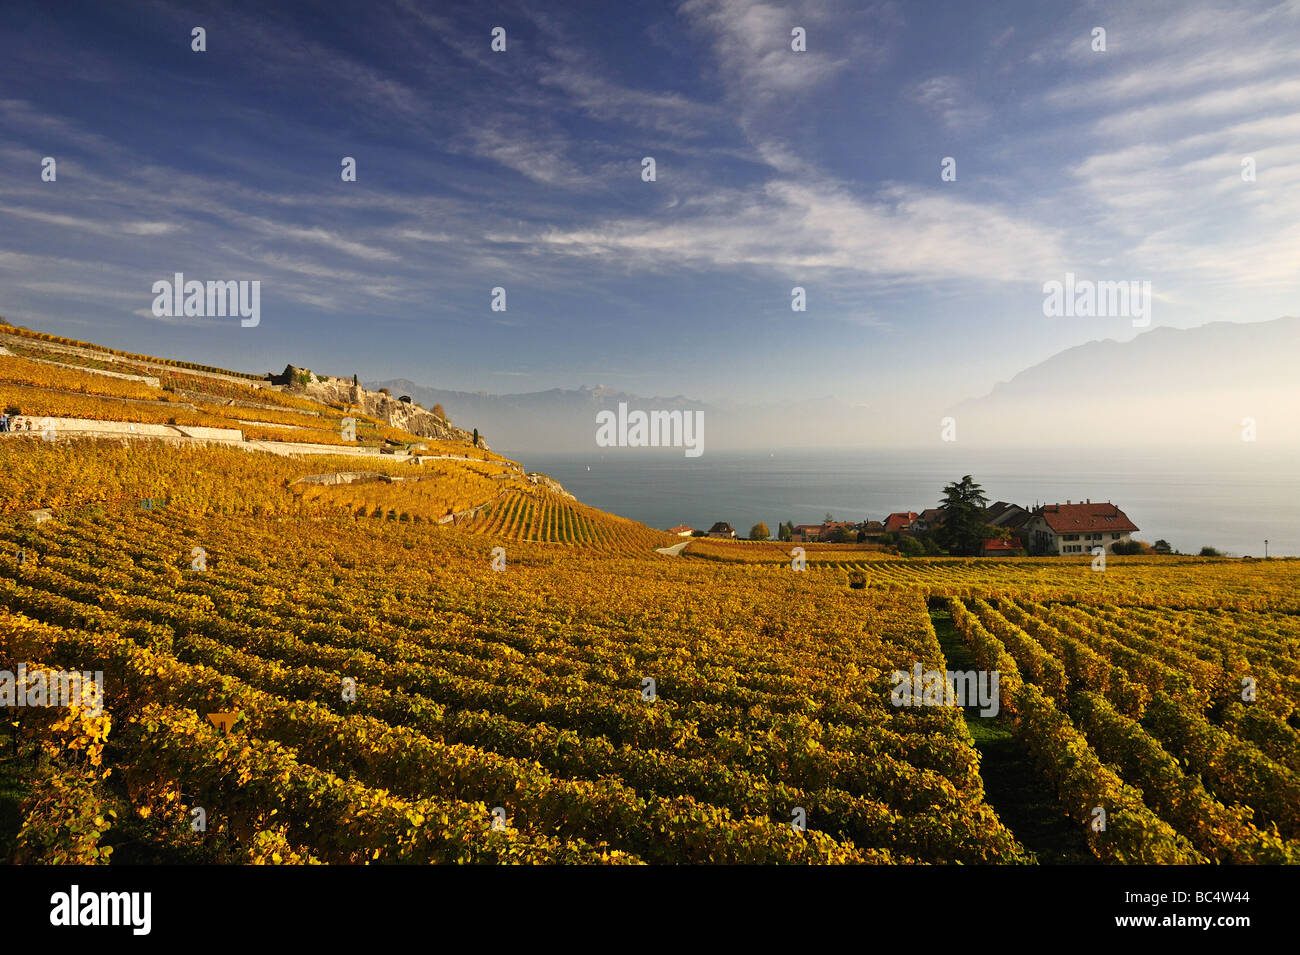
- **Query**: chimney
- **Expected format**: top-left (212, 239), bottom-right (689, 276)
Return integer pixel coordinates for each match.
top-left (1086, 498), bottom-right (1090, 504)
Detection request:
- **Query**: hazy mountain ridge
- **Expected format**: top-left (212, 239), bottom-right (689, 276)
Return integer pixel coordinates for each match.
top-left (969, 317), bottom-right (1300, 402)
top-left (365, 379), bottom-right (881, 453)
top-left (954, 316), bottom-right (1300, 446)
top-left (375, 317), bottom-right (1300, 452)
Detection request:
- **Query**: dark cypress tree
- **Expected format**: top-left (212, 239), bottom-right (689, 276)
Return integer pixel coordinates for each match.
top-left (938, 475), bottom-right (989, 556)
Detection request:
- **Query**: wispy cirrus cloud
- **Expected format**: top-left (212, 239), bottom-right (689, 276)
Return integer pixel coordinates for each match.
top-left (909, 75), bottom-right (990, 132)
top-left (1, 0), bottom-right (1297, 406)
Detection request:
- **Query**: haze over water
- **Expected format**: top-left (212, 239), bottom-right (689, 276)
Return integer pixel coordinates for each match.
top-left (512, 446), bottom-right (1300, 558)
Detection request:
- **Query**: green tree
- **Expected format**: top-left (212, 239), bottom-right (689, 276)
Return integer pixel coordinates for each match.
top-left (1153, 539), bottom-right (1172, 554)
top-left (824, 512), bottom-right (834, 523)
top-left (777, 520), bottom-right (794, 542)
top-left (472, 428), bottom-right (479, 447)
top-left (750, 522), bottom-right (770, 540)
top-left (898, 536), bottom-right (924, 557)
top-left (938, 475), bottom-right (989, 557)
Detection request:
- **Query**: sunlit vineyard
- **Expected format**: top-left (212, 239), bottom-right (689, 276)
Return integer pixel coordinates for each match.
top-left (945, 595), bottom-right (1300, 862)
top-left (463, 489), bottom-right (678, 550)
top-left (688, 541), bottom-right (1300, 611)
top-left (291, 462), bottom-right (524, 524)
top-left (0, 354), bottom-right (164, 402)
top-left (2, 430), bottom-right (1299, 864)
top-left (0, 382), bottom-right (379, 446)
top-left (0, 336), bottom-right (422, 448)
top-left (1, 506), bottom-right (1025, 864)
top-left (1, 322), bottom-right (262, 379)
top-left (684, 539), bottom-right (891, 563)
top-left (0, 440), bottom-right (415, 516)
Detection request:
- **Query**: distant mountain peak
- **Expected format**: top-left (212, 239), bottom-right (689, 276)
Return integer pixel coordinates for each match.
top-left (962, 315), bottom-right (1300, 406)
top-left (951, 315), bottom-right (1300, 445)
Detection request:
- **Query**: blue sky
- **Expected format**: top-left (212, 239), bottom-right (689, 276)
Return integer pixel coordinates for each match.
top-left (2, 0), bottom-right (1297, 414)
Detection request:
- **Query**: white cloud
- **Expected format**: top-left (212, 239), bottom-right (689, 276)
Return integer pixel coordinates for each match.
top-left (525, 177), bottom-right (1065, 284)
top-left (678, 0), bottom-right (868, 102)
top-left (910, 75), bottom-right (990, 131)
top-left (121, 221), bottom-right (178, 236)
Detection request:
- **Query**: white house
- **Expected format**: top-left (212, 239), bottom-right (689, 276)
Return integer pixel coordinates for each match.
top-left (1027, 501), bottom-right (1138, 555)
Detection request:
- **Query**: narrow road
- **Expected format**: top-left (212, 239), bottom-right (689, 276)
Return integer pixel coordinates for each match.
top-left (655, 541), bottom-right (690, 556)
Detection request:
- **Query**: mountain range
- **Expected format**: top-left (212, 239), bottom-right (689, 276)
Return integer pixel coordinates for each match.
top-left (954, 316), bottom-right (1300, 446)
top-left (372, 317), bottom-right (1300, 453)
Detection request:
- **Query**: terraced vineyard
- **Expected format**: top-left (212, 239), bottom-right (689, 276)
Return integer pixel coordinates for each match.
top-left (0, 326), bottom-right (422, 448)
top-left (289, 463), bottom-right (525, 524)
top-left (0, 440), bottom-right (420, 517)
top-left (2, 431), bottom-right (1298, 863)
top-left (464, 489), bottom-right (677, 550)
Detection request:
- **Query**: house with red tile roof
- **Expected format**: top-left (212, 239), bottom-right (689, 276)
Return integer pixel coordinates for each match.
top-left (980, 538), bottom-right (1020, 557)
top-left (883, 511), bottom-right (919, 534)
top-left (667, 525), bottom-right (694, 537)
top-left (792, 520), bottom-right (859, 542)
top-left (1027, 500), bottom-right (1138, 555)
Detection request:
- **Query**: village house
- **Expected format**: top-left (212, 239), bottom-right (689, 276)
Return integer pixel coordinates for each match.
top-left (984, 501), bottom-right (1034, 549)
top-left (707, 521), bottom-right (736, 539)
top-left (667, 525), bottom-right (694, 537)
top-left (911, 508), bottom-right (947, 534)
top-left (1026, 501), bottom-right (1138, 555)
top-left (883, 512), bottom-right (919, 534)
top-left (792, 519), bottom-right (866, 542)
top-left (984, 501), bottom-right (1032, 529)
top-left (792, 520), bottom-right (858, 542)
top-left (980, 538), bottom-right (1020, 558)
top-left (858, 520), bottom-right (886, 541)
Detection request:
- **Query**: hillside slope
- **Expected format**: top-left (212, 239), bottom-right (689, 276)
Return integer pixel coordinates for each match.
top-left (0, 322), bottom-right (465, 451)
top-left (0, 323), bottom-right (669, 550)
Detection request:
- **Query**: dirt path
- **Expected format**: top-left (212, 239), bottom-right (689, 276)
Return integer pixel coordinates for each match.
top-left (655, 541), bottom-right (690, 556)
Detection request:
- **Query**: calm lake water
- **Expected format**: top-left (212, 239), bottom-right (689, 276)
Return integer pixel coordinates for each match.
top-left (506, 446), bottom-right (1300, 557)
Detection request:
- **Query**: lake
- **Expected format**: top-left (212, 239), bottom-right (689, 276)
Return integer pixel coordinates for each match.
top-left (504, 446), bottom-right (1300, 557)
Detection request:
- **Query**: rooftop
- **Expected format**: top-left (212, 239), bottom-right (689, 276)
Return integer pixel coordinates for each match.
top-left (1035, 501), bottom-right (1138, 534)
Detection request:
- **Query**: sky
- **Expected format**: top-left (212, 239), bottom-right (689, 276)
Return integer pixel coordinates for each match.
top-left (1, 0), bottom-right (1298, 417)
